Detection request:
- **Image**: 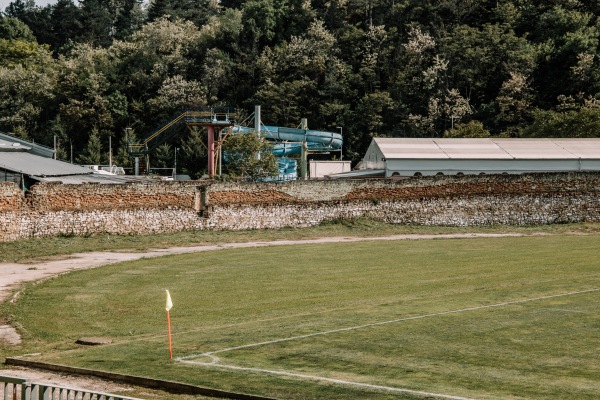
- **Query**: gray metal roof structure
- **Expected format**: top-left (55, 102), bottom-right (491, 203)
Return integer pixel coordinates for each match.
top-left (33, 174), bottom-right (159, 184)
top-left (0, 132), bottom-right (55, 158)
top-left (0, 152), bottom-right (92, 177)
top-left (0, 132), bottom-right (166, 188)
top-left (0, 137), bottom-right (32, 152)
top-left (361, 138), bottom-right (600, 177)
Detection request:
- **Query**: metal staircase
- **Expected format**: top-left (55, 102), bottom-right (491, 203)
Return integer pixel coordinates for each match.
top-left (127, 107), bottom-right (237, 157)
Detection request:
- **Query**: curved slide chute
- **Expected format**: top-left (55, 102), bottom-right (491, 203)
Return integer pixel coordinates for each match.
top-left (231, 125), bottom-right (343, 155)
top-left (228, 125), bottom-right (343, 180)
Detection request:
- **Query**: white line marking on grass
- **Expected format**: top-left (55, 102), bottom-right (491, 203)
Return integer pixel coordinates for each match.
top-left (178, 360), bottom-right (477, 400)
top-left (176, 288), bottom-right (599, 399)
top-left (179, 287), bottom-right (600, 359)
top-left (541, 308), bottom-right (590, 314)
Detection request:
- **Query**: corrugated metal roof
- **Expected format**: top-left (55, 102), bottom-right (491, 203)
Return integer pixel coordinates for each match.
top-left (0, 132), bottom-right (55, 158)
top-left (373, 138), bottom-right (600, 160)
top-left (434, 138), bottom-right (512, 159)
top-left (551, 139), bottom-right (600, 158)
top-left (0, 137), bottom-right (31, 152)
top-left (33, 174), bottom-right (160, 184)
top-left (0, 152), bottom-right (93, 177)
top-left (490, 139), bottom-right (574, 159)
top-left (376, 138), bottom-right (448, 159)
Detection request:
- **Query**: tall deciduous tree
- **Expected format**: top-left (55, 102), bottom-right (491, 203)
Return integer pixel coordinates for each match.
top-left (223, 131), bottom-right (278, 180)
top-left (240, 0), bottom-right (279, 50)
top-left (55, 44), bottom-right (115, 152)
top-left (0, 38), bottom-right (56, 141)
top-left (533, 5), bottom-right (599, 104)
top-left (147, 75), bottom-right (206, 119)
top-left (0, 16), bottom-right (35, 40)
top-left (255, 20), bottom-right (342, 127)
top-left (4, 0), bottom-right (54, 46)
top-left (147, 0), bottom-right (217, 26)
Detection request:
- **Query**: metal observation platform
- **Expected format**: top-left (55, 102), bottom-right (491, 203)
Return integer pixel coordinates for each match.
top-left (128, 107), bottom-right (237, 176)
top-left (128, 106), bottom-right (343, 179)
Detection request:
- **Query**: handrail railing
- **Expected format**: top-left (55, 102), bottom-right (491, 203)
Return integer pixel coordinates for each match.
top-left (1, 375), bottom-right (143, 400)
top-left (128, 107), bottom-right (238, 156)
top-left (143, 107), bottom-right (237, 146)
top-left (142, 112), bottom-right (188, 146)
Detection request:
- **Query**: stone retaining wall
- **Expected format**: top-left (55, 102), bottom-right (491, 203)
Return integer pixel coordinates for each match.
top-left (27, 181), bottom-right (197, 211)
top-left (0, 182), bottom-right (27, 212)
top-left (0, 172), bottom-right (599, 242)
top-left (205, 173), bottom-right (600, 204)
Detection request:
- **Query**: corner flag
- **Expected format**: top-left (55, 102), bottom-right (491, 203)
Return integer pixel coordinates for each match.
top-left (165, 290), bottom-right (173, 359)
top-left (165, 290), bottom-right (173, 311)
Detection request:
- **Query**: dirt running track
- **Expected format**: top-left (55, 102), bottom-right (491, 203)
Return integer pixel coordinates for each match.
top-left (0, 233), bottom-right (521, 394)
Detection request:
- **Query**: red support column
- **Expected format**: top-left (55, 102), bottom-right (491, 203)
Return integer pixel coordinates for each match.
top-left (207, 125), bottom-right (215, 176)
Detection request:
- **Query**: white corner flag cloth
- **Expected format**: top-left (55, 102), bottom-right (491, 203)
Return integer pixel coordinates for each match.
top-left (165, 290), bottom-right (173, 311)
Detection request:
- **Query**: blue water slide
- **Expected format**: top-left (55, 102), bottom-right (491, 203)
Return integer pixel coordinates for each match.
top-left (272, 142), bottom-right (302, 156)
top-left (228, 124), bottom-right (342, 180)
top-left (231, 125), bottom-right (343, 155)
top-left (275, 157), bottom-right (298, 181)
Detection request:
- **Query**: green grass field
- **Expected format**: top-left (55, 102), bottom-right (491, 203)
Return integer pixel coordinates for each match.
top-left (2, 234), bottom-right (600, 399)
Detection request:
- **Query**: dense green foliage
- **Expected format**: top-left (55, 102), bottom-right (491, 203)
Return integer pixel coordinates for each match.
top-left (222, 130), bottom-right (279, 179)
top-left (1, 0), bottom-right (600, 172)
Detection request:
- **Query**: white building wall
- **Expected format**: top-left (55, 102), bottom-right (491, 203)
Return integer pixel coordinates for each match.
top-left (385, 159), bottom-right (600, 177)
top-left (361, 141), bottom-right (386, 170)
top-left (309, 161), bottom-right (352, 178)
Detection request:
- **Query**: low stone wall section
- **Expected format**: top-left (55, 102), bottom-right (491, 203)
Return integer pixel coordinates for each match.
top-left (28, 181), bottom-right (198, 211)
top-left (211, 193), bottom-right (600, 229)
top-left (0, 172), bottom-right (599, 242)
top-left (205, 173), bottom-right (600, 204)
top-left (0, 182), bottom-right (27, 212)
top-left (0, 209), bottom-right (210, 241)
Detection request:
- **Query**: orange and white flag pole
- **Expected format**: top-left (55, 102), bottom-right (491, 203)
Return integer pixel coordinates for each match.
top-left (165, 290), bottom-right (173, 359)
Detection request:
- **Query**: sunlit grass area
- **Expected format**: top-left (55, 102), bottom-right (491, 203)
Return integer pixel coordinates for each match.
top-left (2, 234), bottom-right (599, 399)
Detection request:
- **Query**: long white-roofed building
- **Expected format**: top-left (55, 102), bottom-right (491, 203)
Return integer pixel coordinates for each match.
top-left (357, 137), bottom-right (600, 177)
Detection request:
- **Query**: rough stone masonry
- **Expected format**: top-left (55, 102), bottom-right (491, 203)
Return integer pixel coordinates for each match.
top-left (1, 172), bottom-right (599, 242)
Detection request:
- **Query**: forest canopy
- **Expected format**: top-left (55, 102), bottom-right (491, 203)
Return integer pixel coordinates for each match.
top-left (1, 0), bottom-right (600, 175)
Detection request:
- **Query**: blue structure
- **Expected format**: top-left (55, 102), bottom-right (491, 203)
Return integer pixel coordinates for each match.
top-left (230, 125), bottom-right (343, 180)
top-left (127, 106), bottom-right (343, 180)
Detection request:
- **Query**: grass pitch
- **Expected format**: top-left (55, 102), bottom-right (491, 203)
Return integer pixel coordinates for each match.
top-left (2, 234), bottom-right (600, 399)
